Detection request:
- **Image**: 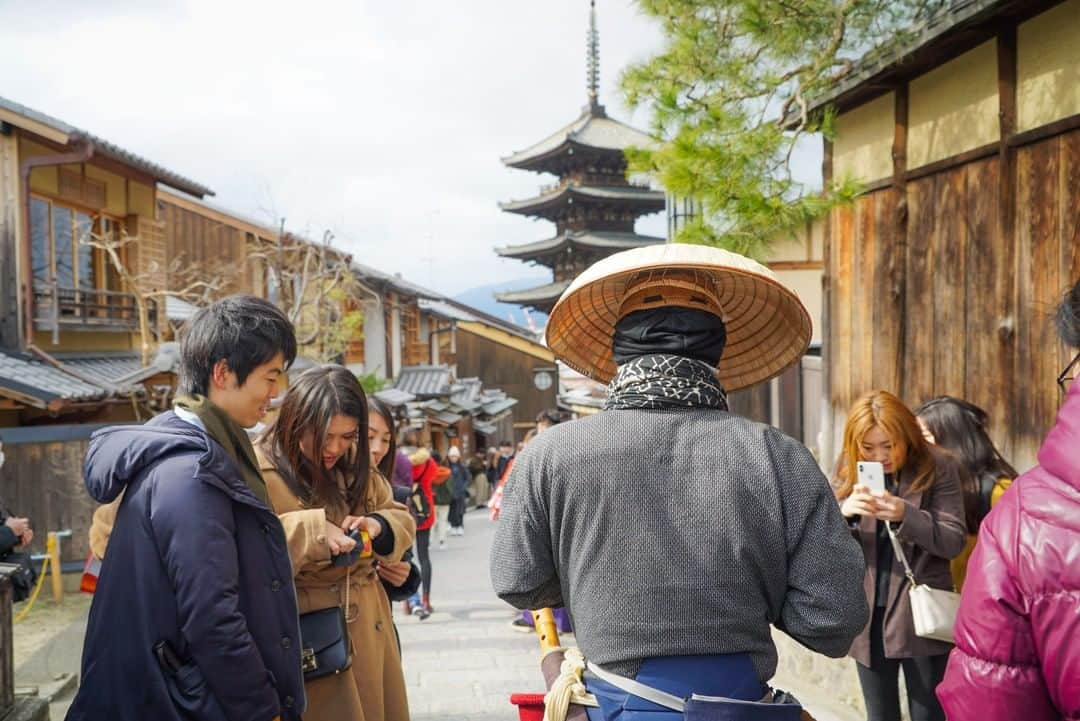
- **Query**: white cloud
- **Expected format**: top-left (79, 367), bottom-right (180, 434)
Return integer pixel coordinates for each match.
top-left (0, 0), bottom-right (666, 296)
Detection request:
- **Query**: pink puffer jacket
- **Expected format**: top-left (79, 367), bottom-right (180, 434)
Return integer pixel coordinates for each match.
top-left (937, 381), bottom-right (1080, 720)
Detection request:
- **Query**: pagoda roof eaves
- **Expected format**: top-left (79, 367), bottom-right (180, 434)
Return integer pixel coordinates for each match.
top-left (494, 279), bottom-right (571, 307)
top-left (499, 184), bottom-right (665, 216)
top-left (501, 108), bottom-right (656, 171)
top-left (495, 230), bottom-right (665, 259)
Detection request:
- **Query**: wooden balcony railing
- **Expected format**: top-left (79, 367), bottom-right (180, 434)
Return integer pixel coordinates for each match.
top-left (33, 284), bottom-right (157, 333)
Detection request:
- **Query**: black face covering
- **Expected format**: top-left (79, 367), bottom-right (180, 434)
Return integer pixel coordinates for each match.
top-left (611, 307), bottom-right (727, 366)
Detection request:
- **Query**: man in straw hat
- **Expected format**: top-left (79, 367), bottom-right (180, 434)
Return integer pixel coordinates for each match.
top-left (491, 244), bottom-right (868, 719)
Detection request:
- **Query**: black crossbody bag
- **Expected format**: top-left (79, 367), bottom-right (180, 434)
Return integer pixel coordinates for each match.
top-left (299, 565), bottom-right (353, 680)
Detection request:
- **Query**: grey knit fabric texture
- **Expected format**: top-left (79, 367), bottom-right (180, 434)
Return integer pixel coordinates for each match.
top-left (490, 408), bottom-right (869, 681)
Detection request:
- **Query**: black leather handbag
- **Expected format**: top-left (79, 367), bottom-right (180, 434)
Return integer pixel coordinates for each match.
top-left (299, 567), bottom-right (353, 680)
top-left (299, 607), bottom-right (352, 680)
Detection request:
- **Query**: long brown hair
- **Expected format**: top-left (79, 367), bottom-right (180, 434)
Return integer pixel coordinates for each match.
top-left (834, 390), bottom-right (935, 499)
top-left (259, 365), bottom-right (370, 513)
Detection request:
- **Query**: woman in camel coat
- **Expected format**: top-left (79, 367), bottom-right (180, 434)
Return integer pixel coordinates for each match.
top-left (257, 366), bottom-right (415, 721)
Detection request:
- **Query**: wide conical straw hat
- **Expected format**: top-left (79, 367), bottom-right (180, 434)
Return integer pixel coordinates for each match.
top-left (545, 244), bottom-right (812, 391)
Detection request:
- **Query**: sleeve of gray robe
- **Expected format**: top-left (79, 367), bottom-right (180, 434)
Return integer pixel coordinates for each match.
top-left (766, 428), bottom-right (869, 657)
top-left (489, 447), bottom-right (564, 611)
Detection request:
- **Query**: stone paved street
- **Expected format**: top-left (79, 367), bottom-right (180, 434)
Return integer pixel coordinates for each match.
top-left (397, 507), bottom-right (862, 721)
top-left (25, 505), bottom-right (861, 721)
top-left (396, 508), bottom-right (557, 721)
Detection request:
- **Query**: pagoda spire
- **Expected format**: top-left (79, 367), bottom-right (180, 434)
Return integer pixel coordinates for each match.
top-left (586, 0), bottom-right (604, 115)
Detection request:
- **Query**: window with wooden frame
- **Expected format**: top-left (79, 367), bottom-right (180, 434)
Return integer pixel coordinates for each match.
top-left (30, 195), bottom-right (127, 319)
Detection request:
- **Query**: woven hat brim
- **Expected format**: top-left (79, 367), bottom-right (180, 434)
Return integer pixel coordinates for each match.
top-left (545, 251), bottom-right (812, 392)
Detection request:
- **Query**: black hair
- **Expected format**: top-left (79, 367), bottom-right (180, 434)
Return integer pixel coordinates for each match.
top-left (1055, 279), bottom-right (1080, 349)
top-left (367, 397), bottom-right (398, 480)
top-left (178, 295), bottom-right (297, 396)
top-left (536, 408), bottom-right (563, 427)
top-left (499, 439), bottom-right (513, 448)
top-left (914, 396), bottom-right (1018, 531)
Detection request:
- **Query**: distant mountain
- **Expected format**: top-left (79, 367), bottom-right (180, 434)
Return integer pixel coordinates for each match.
top-left (453, 278), bottom-right (550, 329)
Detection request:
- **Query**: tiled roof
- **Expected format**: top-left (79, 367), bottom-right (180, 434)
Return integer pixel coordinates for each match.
top-left (165, 295), bottom-right (201, 322)
top-left (373, 388), bottom-right (416, 407)
top-left (480, 397), bottom-right (518, 417)
top-left (500, 183), bottom-right (665, 216)
top-left (394, 365), bottom-right (453, 398)
top-left (0, 350), bottom-right (109, 407)
top-left (54, 353), bottom-right (145, 392)
top-left (502, 106), bottom-right (656, 170)
top-left (495, 279), bottom-right (572, 305)
top-left (803, 0), bottom-right (1020, 117)
top-left (496, 230), bottom-right (665, 260)
top-left (473, 420), bottom-right (498, 435)
top-left (0, 95), bottom-right (212, 198)
top-left (417, 299), bottom-right (478, 323)
top-left (0, 345), bottom-right (180, 410)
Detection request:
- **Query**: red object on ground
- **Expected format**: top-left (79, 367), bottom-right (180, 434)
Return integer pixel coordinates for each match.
top-left (80, 552), bottom-right (101, 594)
top-left (510, 693), bottom-right (546, 721)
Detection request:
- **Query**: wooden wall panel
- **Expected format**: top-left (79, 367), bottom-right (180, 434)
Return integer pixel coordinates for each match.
top-left (871, 189), bottom-right (903, 394)
top-left (931, 168), bottom-right (968, 399)
top-left (1063, 133), bottom-right (1080, 300)
top-left (1015, 137), bottom-right (1060, 461)
top-left (455, 328), bottom-right (559, 438)
top-left (903, 176), bottom-right (937, 405)
top-left (827, 129), bottom-right (1080, 471)
top-left (830, 204), bottom-right (855, 413)
top-left (962, 157), bottom-right (1012, 458)
top-left (851, 194), bottom-right (876, 401)
top-left (0, 440), bottom-right (97, 563)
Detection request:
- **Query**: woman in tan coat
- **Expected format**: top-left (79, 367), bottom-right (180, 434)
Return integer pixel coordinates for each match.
top-left (257, 365), bottom-right (415, 721)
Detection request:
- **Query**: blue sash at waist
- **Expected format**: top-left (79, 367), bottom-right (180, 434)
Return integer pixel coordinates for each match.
top-left (584, 655), bottom-right (765, 721)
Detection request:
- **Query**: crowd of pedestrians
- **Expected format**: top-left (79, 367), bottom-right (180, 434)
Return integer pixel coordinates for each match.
top-left (43, 251), bottom-right (1079, 721)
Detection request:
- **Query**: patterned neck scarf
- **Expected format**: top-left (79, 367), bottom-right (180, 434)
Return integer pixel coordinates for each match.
top-left (604, 354), bottom-right (728, 411)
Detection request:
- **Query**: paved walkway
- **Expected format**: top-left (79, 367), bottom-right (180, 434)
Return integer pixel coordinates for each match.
top-left (396, 508), bottom-right (553, 721)
top-left (20, 505), bottom-right (860, 720)
top-left (398, 508), bottom-right (860, 721)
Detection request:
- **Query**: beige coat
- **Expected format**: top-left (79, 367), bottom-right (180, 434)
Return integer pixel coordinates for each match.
top-left (257, 447), bottom-right (415, 721)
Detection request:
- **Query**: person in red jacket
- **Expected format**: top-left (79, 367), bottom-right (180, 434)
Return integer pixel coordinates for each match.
top-left (937, 278), bottom-right (1080, 720)
top-left (400, 434), bottom-right (448, 619)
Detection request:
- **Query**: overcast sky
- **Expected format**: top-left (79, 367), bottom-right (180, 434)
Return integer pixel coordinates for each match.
top-left (0, 0), bottom-right (672, 296)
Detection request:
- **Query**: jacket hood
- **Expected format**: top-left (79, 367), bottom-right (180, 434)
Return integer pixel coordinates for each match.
top-left (1038, 380), bottom-right (1080, 490)
top-left (84, 412), bottom-right (221, 503)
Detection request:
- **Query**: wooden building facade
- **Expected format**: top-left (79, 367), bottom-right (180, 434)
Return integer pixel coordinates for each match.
top-left (815, 0), bottom-right (1080, 469)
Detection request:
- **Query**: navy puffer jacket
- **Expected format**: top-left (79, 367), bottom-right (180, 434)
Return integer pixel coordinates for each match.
top-left (66, 412), bottom-right (305, 721)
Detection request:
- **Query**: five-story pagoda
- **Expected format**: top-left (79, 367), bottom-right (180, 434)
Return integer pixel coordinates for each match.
top-left (495, 0), bottom-right (665, 315)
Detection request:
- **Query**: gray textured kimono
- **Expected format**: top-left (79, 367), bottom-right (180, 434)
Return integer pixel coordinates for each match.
top-left (490, 408), bottom-right (868, 680)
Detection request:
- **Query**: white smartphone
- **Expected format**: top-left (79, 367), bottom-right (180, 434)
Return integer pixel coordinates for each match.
top-left (856, 461), bottom-right (886, 494)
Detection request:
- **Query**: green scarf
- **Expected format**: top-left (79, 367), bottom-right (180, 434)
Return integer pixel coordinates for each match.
top-left (174, 394), bottom-right (269, 506)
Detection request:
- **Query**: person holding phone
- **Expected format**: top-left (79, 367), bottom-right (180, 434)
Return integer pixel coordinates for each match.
top-left (832, 390), bottom-right (967, 721)
top-left (256, 366), bottom-right (415, 721)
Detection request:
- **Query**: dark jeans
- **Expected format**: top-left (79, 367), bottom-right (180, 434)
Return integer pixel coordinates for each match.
top-left (415, 528), bottom-right (432, 596)
top-left (448, 497), bottom-right (466, 527)
top-left (856, 607), bottom-right (948, 721)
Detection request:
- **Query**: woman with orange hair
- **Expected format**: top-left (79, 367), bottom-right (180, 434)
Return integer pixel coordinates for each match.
top-left (833, 390), bottom-right (966, 721)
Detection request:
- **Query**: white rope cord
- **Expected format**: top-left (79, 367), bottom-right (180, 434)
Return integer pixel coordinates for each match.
top-left (543, 647), bottom-right (599, 721)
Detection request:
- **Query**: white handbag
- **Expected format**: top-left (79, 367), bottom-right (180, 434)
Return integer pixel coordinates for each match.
top-left (886, 525), bottom-right (960, 643)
